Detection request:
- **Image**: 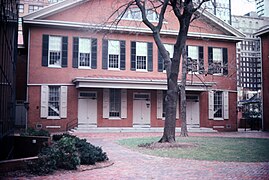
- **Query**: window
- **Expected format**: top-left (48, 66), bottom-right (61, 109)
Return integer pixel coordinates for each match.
top-left (208, 47), bottom-right (228, 75)
top-left (158, 44), bottom-right (173, 72)
top-left (103, 89), bottom-right (127, 119)
top-left (131, 41), bottom-right (153, 72)
top-left (40, 86), bottom-right (67, 119)
top-left (48, 86), bottom-right (60, 117)
top-left (214, 91), bottom-right (223, 118)
top-left (79, 38), bottom-right (91, 68)
top-left (49, 36), bottom-right (62, 67)
top-left (73, 37), bottom-right (97, 69)
top-left (108, 40), bottom-right (120, 69)
top-left (109, 89), bottom-right (121, 117)
top-left (208, 91), bottom-right (229, 120)
top-left (187, 46), bottom-right (199, 72)
top-left (136, 42), bottom-right (147, 70)
top-left (123, 8), bottom-right (158, 22)
top-left (212, 48), bottom-right (222, 74)
top-left (18, 4), bottom-right (24, 13)
top-left (29, 5), bottom-right (43, 13)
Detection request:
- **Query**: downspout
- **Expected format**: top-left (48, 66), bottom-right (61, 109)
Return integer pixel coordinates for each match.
top-left (259, 37), bottom-right (264, 131)
top-left (25, 28), bottom-right (31, 130)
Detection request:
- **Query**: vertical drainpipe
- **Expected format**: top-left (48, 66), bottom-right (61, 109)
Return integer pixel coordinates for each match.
top-left (26, 28), bottom-right (31, 130)
top-left (229, 0), bottom-right (232, 25)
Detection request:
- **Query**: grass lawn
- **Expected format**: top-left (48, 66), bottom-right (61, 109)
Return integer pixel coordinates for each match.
top-left (118, 136), bottom-right (269, 162)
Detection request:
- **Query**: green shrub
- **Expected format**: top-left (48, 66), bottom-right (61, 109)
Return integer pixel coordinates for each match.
top-left (21, 128), bottom-right (50, 137)
top-left (27, 135), bottom-right (108, 175)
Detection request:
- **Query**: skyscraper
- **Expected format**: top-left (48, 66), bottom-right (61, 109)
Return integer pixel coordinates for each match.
top-left (256, 0), bottom-right (269, 17)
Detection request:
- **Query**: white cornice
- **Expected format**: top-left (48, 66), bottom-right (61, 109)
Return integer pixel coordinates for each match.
top-left (23, 19), bottom-right (245, 41)
top-left (72, 77), bottom-right (215, 91)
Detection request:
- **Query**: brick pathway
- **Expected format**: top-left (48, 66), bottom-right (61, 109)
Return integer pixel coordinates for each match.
top-left (17, 132), bottom-right (269, 180)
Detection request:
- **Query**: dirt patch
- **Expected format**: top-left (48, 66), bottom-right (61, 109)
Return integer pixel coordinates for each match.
top-left (138, 142), bottom-right (198, 149)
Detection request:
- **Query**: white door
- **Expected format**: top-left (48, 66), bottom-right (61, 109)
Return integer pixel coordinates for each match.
top-left (133, 93), bottom-right (151, 127)
top-left (186, 96), bottom-right (200, 127)
top-left (78, 92), bottom-right (97, 128)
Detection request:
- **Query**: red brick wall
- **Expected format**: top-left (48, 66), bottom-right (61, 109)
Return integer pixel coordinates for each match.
top-left (261, 32), bottom-right (269, 131)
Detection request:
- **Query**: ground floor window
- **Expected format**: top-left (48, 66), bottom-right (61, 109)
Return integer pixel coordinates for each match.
top-left (48, 86), bottom-right (60, 117)
top-left (214, 91), bottom-right (223, 118)
top-left (109, 89), bottom-right (121, 117)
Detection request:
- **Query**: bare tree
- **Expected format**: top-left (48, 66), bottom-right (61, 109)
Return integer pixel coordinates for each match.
top-left (108, 0), bottom-right (210, 142)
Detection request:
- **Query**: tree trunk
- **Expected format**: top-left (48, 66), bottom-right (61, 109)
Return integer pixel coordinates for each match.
top-left (180, 48), bottom-right (188, 137)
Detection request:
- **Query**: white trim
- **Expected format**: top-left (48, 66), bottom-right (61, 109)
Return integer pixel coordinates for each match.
top-left (73, 77), bottom-right (215, 91)
top-left (46, 125), bottom-right (61, 129)
top-left (23, 20), bottom-right (245, 41)
top-left (28, 83), bottom-right (74, 86)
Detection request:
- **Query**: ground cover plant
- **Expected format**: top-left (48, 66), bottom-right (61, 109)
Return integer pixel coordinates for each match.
top-left (118, 136), bottom-right (269, 162)
top-left (27, 134), bottom-right (108, 175)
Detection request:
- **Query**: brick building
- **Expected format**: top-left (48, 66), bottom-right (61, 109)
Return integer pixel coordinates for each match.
top-left (22, 0), bottom-right (244, 132)
top-left (255, 25), bottom-right (269, 131)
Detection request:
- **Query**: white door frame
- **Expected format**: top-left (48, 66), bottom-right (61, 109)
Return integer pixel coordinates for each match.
top-left (133, 93), bottom-right (151, 127)
top-left (78, 91), bottom-right (97, 128)
top-left (186, 95), bottom-right (200, 127)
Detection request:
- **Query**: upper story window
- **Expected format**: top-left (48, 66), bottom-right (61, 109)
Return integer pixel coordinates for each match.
top-left (42, 34), bottom-right (68, 68)
top-left (102, 39), bottom-right (125, 70)
top-left (29, 5), bottom-right (43, 13)
top-left (72, 37), bottom-right (97, 69)
top-left (78, 38), bottom-right (91, 68)
top-left (158, 44), bottom-right (173, 72)
top-left (208, 47), bottom-right (228, 75)
top-left (123, 8), bottom-right (158, 22)
top-left (108, 40), bottom-right (120, 69)
top-left (187, 45), bottom-right (204, 74)
top-left (136, 42), bottom-right (147, 71)
top-left (131, 41), bottom-right (153, 72)
top-left (48, 36), bottom-right (62, 67)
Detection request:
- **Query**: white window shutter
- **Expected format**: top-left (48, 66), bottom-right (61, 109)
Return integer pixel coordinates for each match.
top-left (40, 85), bottom-right (49, 118)
top-left (208, 91), bottom-right (214, 119)
top-left (157, 90), bottom-right (163, 119)
top-left (176, 97), bottom-right (179, 119)
top-left (223, 91), bottom-right (229, 119)
top-left (60, 86), bottom-right (68, 118)
top-left (121, 89), bottom-right (127, 118)
top-left (103, 89), bottom-right (109, 118)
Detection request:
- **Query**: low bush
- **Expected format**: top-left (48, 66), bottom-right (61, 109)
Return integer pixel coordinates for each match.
top-left (27, 134), bottom-right (108, 175)
top-left (20, 128), bottom-right (50, 137)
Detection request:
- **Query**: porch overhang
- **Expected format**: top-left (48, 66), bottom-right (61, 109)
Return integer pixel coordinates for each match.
top-left (72, 76), bottom-right (215, 91)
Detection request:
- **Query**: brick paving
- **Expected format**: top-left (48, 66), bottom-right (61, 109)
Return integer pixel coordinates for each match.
top-left (14, 131), bottom-right (269, 180)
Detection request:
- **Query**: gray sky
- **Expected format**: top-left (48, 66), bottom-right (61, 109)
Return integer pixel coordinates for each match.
top-left (231, 0), bottom-right (256, 15)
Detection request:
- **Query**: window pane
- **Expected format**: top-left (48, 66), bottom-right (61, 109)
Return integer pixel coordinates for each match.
top-left (108, 40), bottom-right (120, 54)
top-left (109, 54), bottom-right (119, 69)
top-left (214, 91), bottom-right (223, 118)
top-left (136, 56), bottom-right (147, 70)
top-left (49, 36), bottom-right (61, 51)
top-left (48, 86), bottom-right (60, 117)
top-left (213, 48), bottom-right (222, 62)
top-left (109, 89), bottom-right (121, 117)
top-left (136, 42), bottom-right (147, 56)
top-left (79, 53), bottom-right (91, 67)
top-left (188, 46), bottom-right (198, 72)
top-left (79, 38), bottom-right (91, 53)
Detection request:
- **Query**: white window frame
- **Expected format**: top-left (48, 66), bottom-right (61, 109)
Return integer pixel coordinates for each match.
top-left (48, 36), bottom-right (62, 68)
top-left (108, 40), bottom-right (120, 70)
top-left (103, 89), bottom-right (127, 119)
top-left (40, 85), bottom-right (67, 119)
top-left (208, 91), bottom-right (229, 120)
top-left (78, 38), bottom-right (92, 69)
top-left (212, 48), bottom-right (223, 75)
top-left (136, 42), bottom-right (147, 72)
